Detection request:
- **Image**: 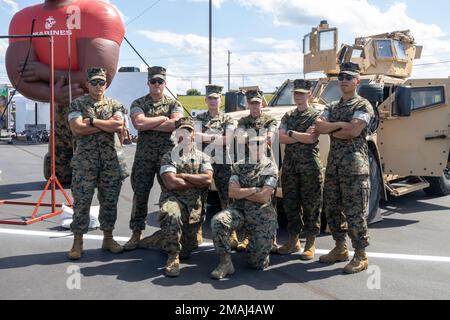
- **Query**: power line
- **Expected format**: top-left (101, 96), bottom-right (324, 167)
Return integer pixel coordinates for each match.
top-left (125, 0), bottom-right (162, 26)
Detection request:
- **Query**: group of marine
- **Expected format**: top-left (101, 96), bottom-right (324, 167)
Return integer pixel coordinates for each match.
top-left (66, 62), bottom-right (374, 279)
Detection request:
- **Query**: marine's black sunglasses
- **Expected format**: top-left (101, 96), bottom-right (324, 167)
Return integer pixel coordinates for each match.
top-left (338, 74), bottom-right (355, 81)
top-left (150, 79), bottom-right (165, 85)
top-left (89, 79), bottom-right (106, 87)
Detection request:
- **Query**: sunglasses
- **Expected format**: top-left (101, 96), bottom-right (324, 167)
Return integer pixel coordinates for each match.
top-left (89, 79), bottom-right (106, 87)
top-left (149, 79), bottom-right (165, 85)
top-left (338, 74), bottom-right (355, 81)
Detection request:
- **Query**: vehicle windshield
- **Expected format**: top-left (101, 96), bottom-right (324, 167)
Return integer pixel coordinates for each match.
top-left (320, 79), bottom-right (371, 104)
top-left (270, 80), bottom-right (318, 107)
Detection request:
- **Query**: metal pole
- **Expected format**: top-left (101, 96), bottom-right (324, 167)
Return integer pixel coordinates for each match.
top-left (49, 36), bottom-right (56, 213)
top-left (209, 0), bottom-right (212, 84)
top-left (227, 50), bottom-right (231, 91)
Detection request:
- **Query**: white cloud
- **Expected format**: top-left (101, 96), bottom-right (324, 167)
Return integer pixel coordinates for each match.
top-left (1, 0), bottom-right (19, 14)
top-left (138, 30), bottom-right (234, 56)
top-left (252, 37), bottom-right (298, 50)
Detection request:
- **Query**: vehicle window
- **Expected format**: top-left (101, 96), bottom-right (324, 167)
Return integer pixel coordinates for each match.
top-left (319, 30), bottom-right (335, 51)
top-left (352, 49), bottom-right (363, 58)
top-left (376, 40), bottom-right (393, 58)
top-left (270, 80), bottom-right (318, 107)
top-left (411, 87), bottom-right (445, 110)
top-left (394, 40), bottom-right (407, 60)
top-left (273, 82), bottom-right (295, 106)
top-left (321, 79), bottom-right (370, 104)
top-left (321, 81), bottom-right (340, 104)
top-left (303, 34), bottom-right (311, 54)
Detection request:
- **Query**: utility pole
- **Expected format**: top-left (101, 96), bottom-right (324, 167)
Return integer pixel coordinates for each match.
top-left (208, 0), bottom-right (212, 84)
top-left (227, 50), bottom-right (231, 91)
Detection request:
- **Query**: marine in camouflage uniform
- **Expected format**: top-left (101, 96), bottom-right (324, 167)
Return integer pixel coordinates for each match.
top-left (278, 79), bottom-right (323, 259)
top-left (195, 84), bottom-right (236, 209)
top-left (235, 89), bottom-right (278, 251)
top-left (123, 66), bottom-right (183, 251)
top-left (210, 136), bottom-right (279, 279)
top-left (67, 67), bottom-right (129, 260)
top-left (141, 118), bottom-right (213, 277)
top-left (316, 62), bottom-right (374, 273)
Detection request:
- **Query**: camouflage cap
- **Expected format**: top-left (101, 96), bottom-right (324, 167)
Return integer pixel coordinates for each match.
top-left (148, 66), bottom-right (166, 81)
top-left (339, 62), bottom-right (361, 77)
top-left (205, 84), bottom-right (223, 98)
top-left (293, 79), bottom-right (313, 93)
top-left (245, 89), bottom-right (263, 103)
top-left (87, 67), bottom-right (107, 81)
top-left (175, 117), bottom-right (194, 131)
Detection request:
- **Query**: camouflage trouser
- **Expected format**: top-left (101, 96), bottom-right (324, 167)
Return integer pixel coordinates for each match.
top-left (323, 173), bottom-right (370, 249)
top-left (212, 163), bottom-right (231, 209)
top-left (70, 160), bottom-right (123, 234)
top-left (129, 155), bottom-right (163, 231)
top-left (211, 206), bottom-right (277, 270)
top-left (46, 104), bottom-right (74, 184)
top-left (158, 199), bottom-right (203, 254)
top-left (281, 168), bottom-right (322, 237)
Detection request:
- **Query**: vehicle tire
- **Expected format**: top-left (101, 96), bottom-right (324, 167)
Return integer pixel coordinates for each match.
top-left (424, 159), bottom-right (450, 196)
top-left (367, 148), bottom-right (382, 224)
top-left (43, 152), bottom-right (51, 181)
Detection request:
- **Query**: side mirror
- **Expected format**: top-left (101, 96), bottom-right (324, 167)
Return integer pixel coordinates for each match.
top-left (394, 86), bottom-right (412, 117)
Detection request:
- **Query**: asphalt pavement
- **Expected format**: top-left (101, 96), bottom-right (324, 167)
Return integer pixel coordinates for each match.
top-left (0, 143), bottom-right (449, 300)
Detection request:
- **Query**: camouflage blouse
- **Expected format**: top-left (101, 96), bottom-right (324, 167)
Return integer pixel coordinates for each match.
top-left (68, 94), bottom-right (129, 180)
top-left (159, 147), bottom-right (213, 224)
top-left (280, 106), bottom-right (322, 172)
top-left (321, 94), bottom-right (374, 176)
top-left (229, 156), bottom-right (278, 210)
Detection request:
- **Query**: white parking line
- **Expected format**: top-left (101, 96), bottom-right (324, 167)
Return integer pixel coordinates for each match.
top-left (1, 227), bottom-right (450, 263)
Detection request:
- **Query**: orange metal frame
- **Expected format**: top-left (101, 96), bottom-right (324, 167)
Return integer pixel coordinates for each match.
top-left (0, 35), bottom-right (73, 225)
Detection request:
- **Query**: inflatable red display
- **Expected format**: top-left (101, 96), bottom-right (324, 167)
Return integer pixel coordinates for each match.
top-left (8, 0), bottom-right (124, 71)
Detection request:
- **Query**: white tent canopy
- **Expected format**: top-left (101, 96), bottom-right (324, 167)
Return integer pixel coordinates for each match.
top-left (13, 94), bottom-right (50, 133)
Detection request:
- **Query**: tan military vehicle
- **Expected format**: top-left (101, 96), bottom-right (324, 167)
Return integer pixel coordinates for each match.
top-left (226, 21), bottom-right (450, 224)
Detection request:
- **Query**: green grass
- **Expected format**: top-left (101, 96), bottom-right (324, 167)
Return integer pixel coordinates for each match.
top-left (177, 95), bottom-right (274, 115)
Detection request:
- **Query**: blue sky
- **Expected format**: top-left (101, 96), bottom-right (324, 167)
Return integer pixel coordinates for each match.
top-left (2, 0), bottom-right (450, 93)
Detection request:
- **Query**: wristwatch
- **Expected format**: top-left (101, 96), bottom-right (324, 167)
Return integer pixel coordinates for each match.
top-left (288, 130), bottom-right (293, 137)
top-left (89, 117), bottom-right (95, 127)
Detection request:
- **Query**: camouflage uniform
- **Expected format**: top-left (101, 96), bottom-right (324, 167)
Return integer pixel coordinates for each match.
top-left (68, 93), bottom-right (129, 234)
top-left (196, 109), bottom-right (236, 208)
top-left (321, 94), bottom-right (374, 250)
top-left (280, 106), bottom-right (323, 238)
top-left (157, 145), bottom-right (213, 255)
top-left (211, 156), bottom-right (279, 269)
top-left (129, 93), bottom-right (183, 231)
top-left (237, 94), bottom-right (277, 159)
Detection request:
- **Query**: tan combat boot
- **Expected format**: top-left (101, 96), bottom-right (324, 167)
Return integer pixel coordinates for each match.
top-left (318, 240), bottom-right (349, 264)
top-left (137, 230), bottom-right (163, 249)
top-left (299, 236), bottom-right (316, 261)
top-left (68, 233), bottom-right (83, 260)
top-left (211, 253), bottom-right (235, 279)
top-left (101, 230), bottom-right (124, 254)
top-left (277, 235), bottom-right (301, 255)
top-left (165, 253), bottom-right (180, 277)
top-left (236, 236), bottom-right (250, 252)
top-left (123, 230), bottom-right (142, 251)
top-left (229, 230), bottom-right (239, 250)
top-left (343, 249), bottom-right (369, 274)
